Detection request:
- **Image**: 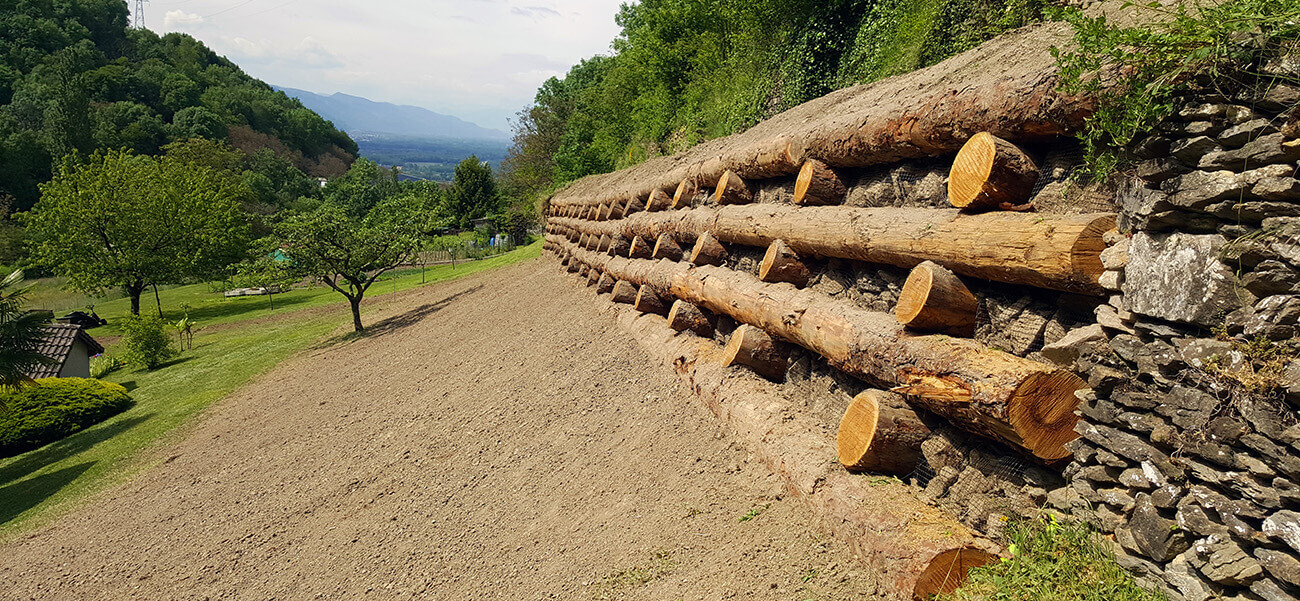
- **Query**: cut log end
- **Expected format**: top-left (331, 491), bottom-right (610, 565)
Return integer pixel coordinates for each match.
top-left (690, 232), bottom-right (728, 267)
top-left (667, 300), bottom-right (714, 337)
top-left (895, 261), bottom-right (978, 337)
top-left (914, 548), bottom-right (998, 600)
top-left (1070, 214), bottom-right (1117, 290)
top-left (646, 188), bottom-right (673, 212)
top-left (610, 280), bottom-right (638, 304)
top-left (948, 132), bottom-right (1040, 212)
top-left (596, 273), bottom-right (616, 294)
top-left (629, 235), bottom-right (655, 259)
top-left (1008, 370), bottom-right (1088, 461)
top-left (634, 285), bottom-right (669, 316)
top-left (673, 179), bottom-right (698, 209)
top-left (836, 390), bottom-right (930, 475)
top-left (722, 324), bottom-right (785, 381)
top-left (758, 239), bottom-right (810, 287)
top-left (794, 159), bottom-right (847, 206)
top-left (653, 234), bottom-right (684, 262)
top-left (714, 170), bottom-right (754, 205)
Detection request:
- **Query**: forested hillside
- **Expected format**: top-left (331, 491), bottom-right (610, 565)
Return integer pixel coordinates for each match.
top-left (503, 0), bottom-right (1048, 200)
top-left (0, 0), bottom-right (358, 213)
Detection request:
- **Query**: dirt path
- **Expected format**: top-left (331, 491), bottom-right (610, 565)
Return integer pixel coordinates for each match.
top-left (0, 258), bottom-right (879, 600)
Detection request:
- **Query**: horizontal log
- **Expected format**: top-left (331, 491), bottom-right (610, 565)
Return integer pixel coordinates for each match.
top-left (837, 389), bottom-right (930, 474)
top-left (609, 306), bottom-right (997, 600)
top-left (551, 237), bottom-right (1086, 461)
top-left (546, 23), bottom-right (1091, 212)
top-left (667, 300), bottom-right (714, 337)
top-left (896, 261), bottom-right (979, 337)
top-left (550, 205), bottom-right (1114, 294)
top-left (673, 178), bottom-right (698, 210)
top-left (723, 324), bottom-right (786, 381)
top-left (794, 159), bottom-right (846, 206)
top-left (714, 170), bottom-right (754, 205)
top-left (646, 188), bottom-right (672, 212)
top-left (949, 133), bottom-right (1040, 212)
top-left (759, 239), bottom-right (810, 287)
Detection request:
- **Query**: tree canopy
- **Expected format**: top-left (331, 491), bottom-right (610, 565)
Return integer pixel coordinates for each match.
top-left (23, 148), bottom-right (251, 314)
top-left (447, 156), bottom-right (500, 229)
top-left (0, 270), bottom-right (52, 393)
top-left (0, 0), bottom-right (357, 212)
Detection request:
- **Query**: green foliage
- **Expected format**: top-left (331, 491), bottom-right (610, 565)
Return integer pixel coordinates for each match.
top-left (447, 156), bottom-right (500, 228)
top-left (937, 516), bottom-right (1166, 601)
top-left (88, 354), bottom-right (122, 379)
top-left (118, 314), bottom-right (177, 370)
top-left (504, 0), bottom-right (1048, 198)
top-left (0, 378), bottom-right (133, 458)
top-left (0, 270), bottom-right (52, 391)
top-left (1054, 0), bottom-right (1300, 179)
top-left (272, 164), bottom-right (425, 331)
top-left (23, 148), bottom-right (252, 314)
top-left (0, 1), bottom-right (356, 211)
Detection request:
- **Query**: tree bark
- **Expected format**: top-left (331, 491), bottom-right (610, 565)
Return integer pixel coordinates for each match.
top-left (667, 300), bottom-right (714, 337)
top-left (646, 188), bottom-right (673, 212)
top-left (548, 205), bottom-right (1113, 295)
top-left (837, 389), bottom-right (931, 474)
top-left (948, 133), bottom-right (1040, 212)
top-left (652, 233), bottom-right (684, 261)
top-left (722, 324), bottom-right (787, 381)
top-left (714, 170), bottom-right (753, 205)
top-left (586, 267), bottom-right (600, 286)
top-left (794, 159), bottom-right (847, 206)
top-left (610, 280), bottom-right (638, 304)
top-left (634, 285), bottom-right (669, 316)
top-left (895, 261), bottom-right (979, 337)
top-left (350, 296), bottom-right (365, 332)
top-left (126, 281), bottom-right (145, 316)
top-left (689, 232), bottom-right (727, 266)
top-left (597, 234), bottom-right (611, 253)
top-left (623, 196), bottom-right (642, 217)
top-left (673, 178), bottom-right (698, 210)
top-left (553, 238), bottom-right (1085, 461)
top-left (758, 239), bottom-right (810, 287)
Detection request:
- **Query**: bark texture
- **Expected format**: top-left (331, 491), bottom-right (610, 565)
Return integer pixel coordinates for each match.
top-left (759, 239), bottom-right (811, 287)
top-left (794, 159), bottom-right (847, 206)
top-left (722, 324), bottom-right (787, 381)
top-left (667, 300), bottom-right (714, 337)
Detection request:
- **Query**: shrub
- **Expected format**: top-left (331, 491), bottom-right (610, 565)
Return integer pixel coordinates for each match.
top-left (0, 378), bottom-right (134, 457)
top-left (88, 355), bottom-right (122, 379)
top-left (119, 314), bottom-right (178, 370)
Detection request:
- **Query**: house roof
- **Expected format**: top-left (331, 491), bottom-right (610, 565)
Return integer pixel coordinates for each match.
top-left (27, 324), bottom-right (104, 380)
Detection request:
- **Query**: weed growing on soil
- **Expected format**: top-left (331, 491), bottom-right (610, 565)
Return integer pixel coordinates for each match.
top-left (936, 515), bottom-right (1166, 601)
top-left (590, 549), bottom-right (675, 600)
top-left (738, 503), bottom-right (772, 522)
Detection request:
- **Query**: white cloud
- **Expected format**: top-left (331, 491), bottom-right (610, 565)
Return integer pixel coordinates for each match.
top-left (150, 0), bottom-right (624, 130)
top-left (163, 10), bottom-right (204, 29)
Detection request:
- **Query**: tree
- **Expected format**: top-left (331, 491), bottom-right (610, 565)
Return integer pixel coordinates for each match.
top-left (273, 197), bottom-right (422, 332)
top-left (232, 243), bottom-right (304, 310)
top-left (24, 149), bottom-right (251, 315)
top-left (446, 156), bottom-right (500, 228)
top-left (0, 270), bottom-right (53, 394)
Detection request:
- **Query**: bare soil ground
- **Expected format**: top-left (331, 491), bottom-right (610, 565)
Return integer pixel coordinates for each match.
top-left (0, 258), bottom-right (880, 600)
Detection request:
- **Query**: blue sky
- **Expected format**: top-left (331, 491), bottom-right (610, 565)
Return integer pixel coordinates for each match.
top-left (145, 0), bottom-right (627, 132)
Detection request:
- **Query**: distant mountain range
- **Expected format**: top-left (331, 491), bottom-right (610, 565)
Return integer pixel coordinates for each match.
top-left (274, 86), bottom-right (510, 141)
top-left (274, 86), bottom-right (511, 181)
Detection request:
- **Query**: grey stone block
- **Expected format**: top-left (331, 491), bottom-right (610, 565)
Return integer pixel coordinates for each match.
top-left (1123, 232), bottom-right (1246, 326)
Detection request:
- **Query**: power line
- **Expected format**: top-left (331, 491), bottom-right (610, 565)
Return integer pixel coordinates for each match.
top-left (133, 0), bottom-right (148, 28)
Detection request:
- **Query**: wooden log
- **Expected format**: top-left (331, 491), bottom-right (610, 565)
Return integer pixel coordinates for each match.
top-left (610, 280), bottom-right (638, 304)
top-left (667, 300), bottom-right (714, 337)
top-left (578, 233), bottom-right (589, 248)
top-left (565, 260), bottom-right (580, 273)
top-left (548, 205), bottom-right (1113, 295)
top-left (758, 239), bottom-right (810, 287)
top-left (948, 132), bottom-right (1040, 212)
top-left (634, 285), bottom-right (669, 316)
top-left (596, 234), bottom-right (612, 253)
top-left (578, 264), bottom-right (590, 279)
top-left (608, 201), bottom-right (625, 220)
top-left (794, 159), bottom-right (846, 206)
top-left (689, 232), bottom-right (727, 266)
top-left (623, 196), bottom-right (642, 217)
top-left (713, 170), bottom-right (753, 205)
top-left (607, 236), bottom-right (632, 257)
top-left (672, 178), bottom-right (698, 210)
top-left (596, 272), bottom-right (616, 294)
top-left (652, 233), bottom-right (684, 261)
top-left (896, 261), bottom-right (979, 337)
top-left (722, 324), bottom-right (786, 381)
top-left (599, 203), bottom-right (612, 221)
top-left (646, 188), bottom-right (673, 212)
top-left (837, 390), bottom-right (930, 474)
top-left (557, 239), bottom-right (1085, 461)
top-left (628, 235), bottom-right (655, 259)
top-left (610, 308), bottom-right (997, 601)
top-left (586, 268), bottom-right (600, 287)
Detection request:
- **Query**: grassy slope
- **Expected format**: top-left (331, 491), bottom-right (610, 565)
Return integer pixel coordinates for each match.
top-left (0, 242), bottom-right (541, 538)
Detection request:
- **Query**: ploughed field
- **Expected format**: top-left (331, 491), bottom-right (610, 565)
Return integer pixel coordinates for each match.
top-left (0, 259), bottom-right (879, 600)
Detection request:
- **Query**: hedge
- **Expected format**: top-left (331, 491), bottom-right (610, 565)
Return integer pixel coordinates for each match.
top-left (0, 378), bottom-right (133, 458)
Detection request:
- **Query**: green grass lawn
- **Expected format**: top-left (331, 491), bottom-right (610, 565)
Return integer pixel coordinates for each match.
top-left (0, 241), bottom-right (541, 538)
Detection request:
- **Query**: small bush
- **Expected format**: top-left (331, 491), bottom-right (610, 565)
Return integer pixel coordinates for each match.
top-left (119, 314), bottom-right (178, 370)
top-left (88, 355), bottom-right (122, 379)
top-left (0, 378), bottom-right (134, 457)
top-left (937, 515), bottom-right (1166, 601)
